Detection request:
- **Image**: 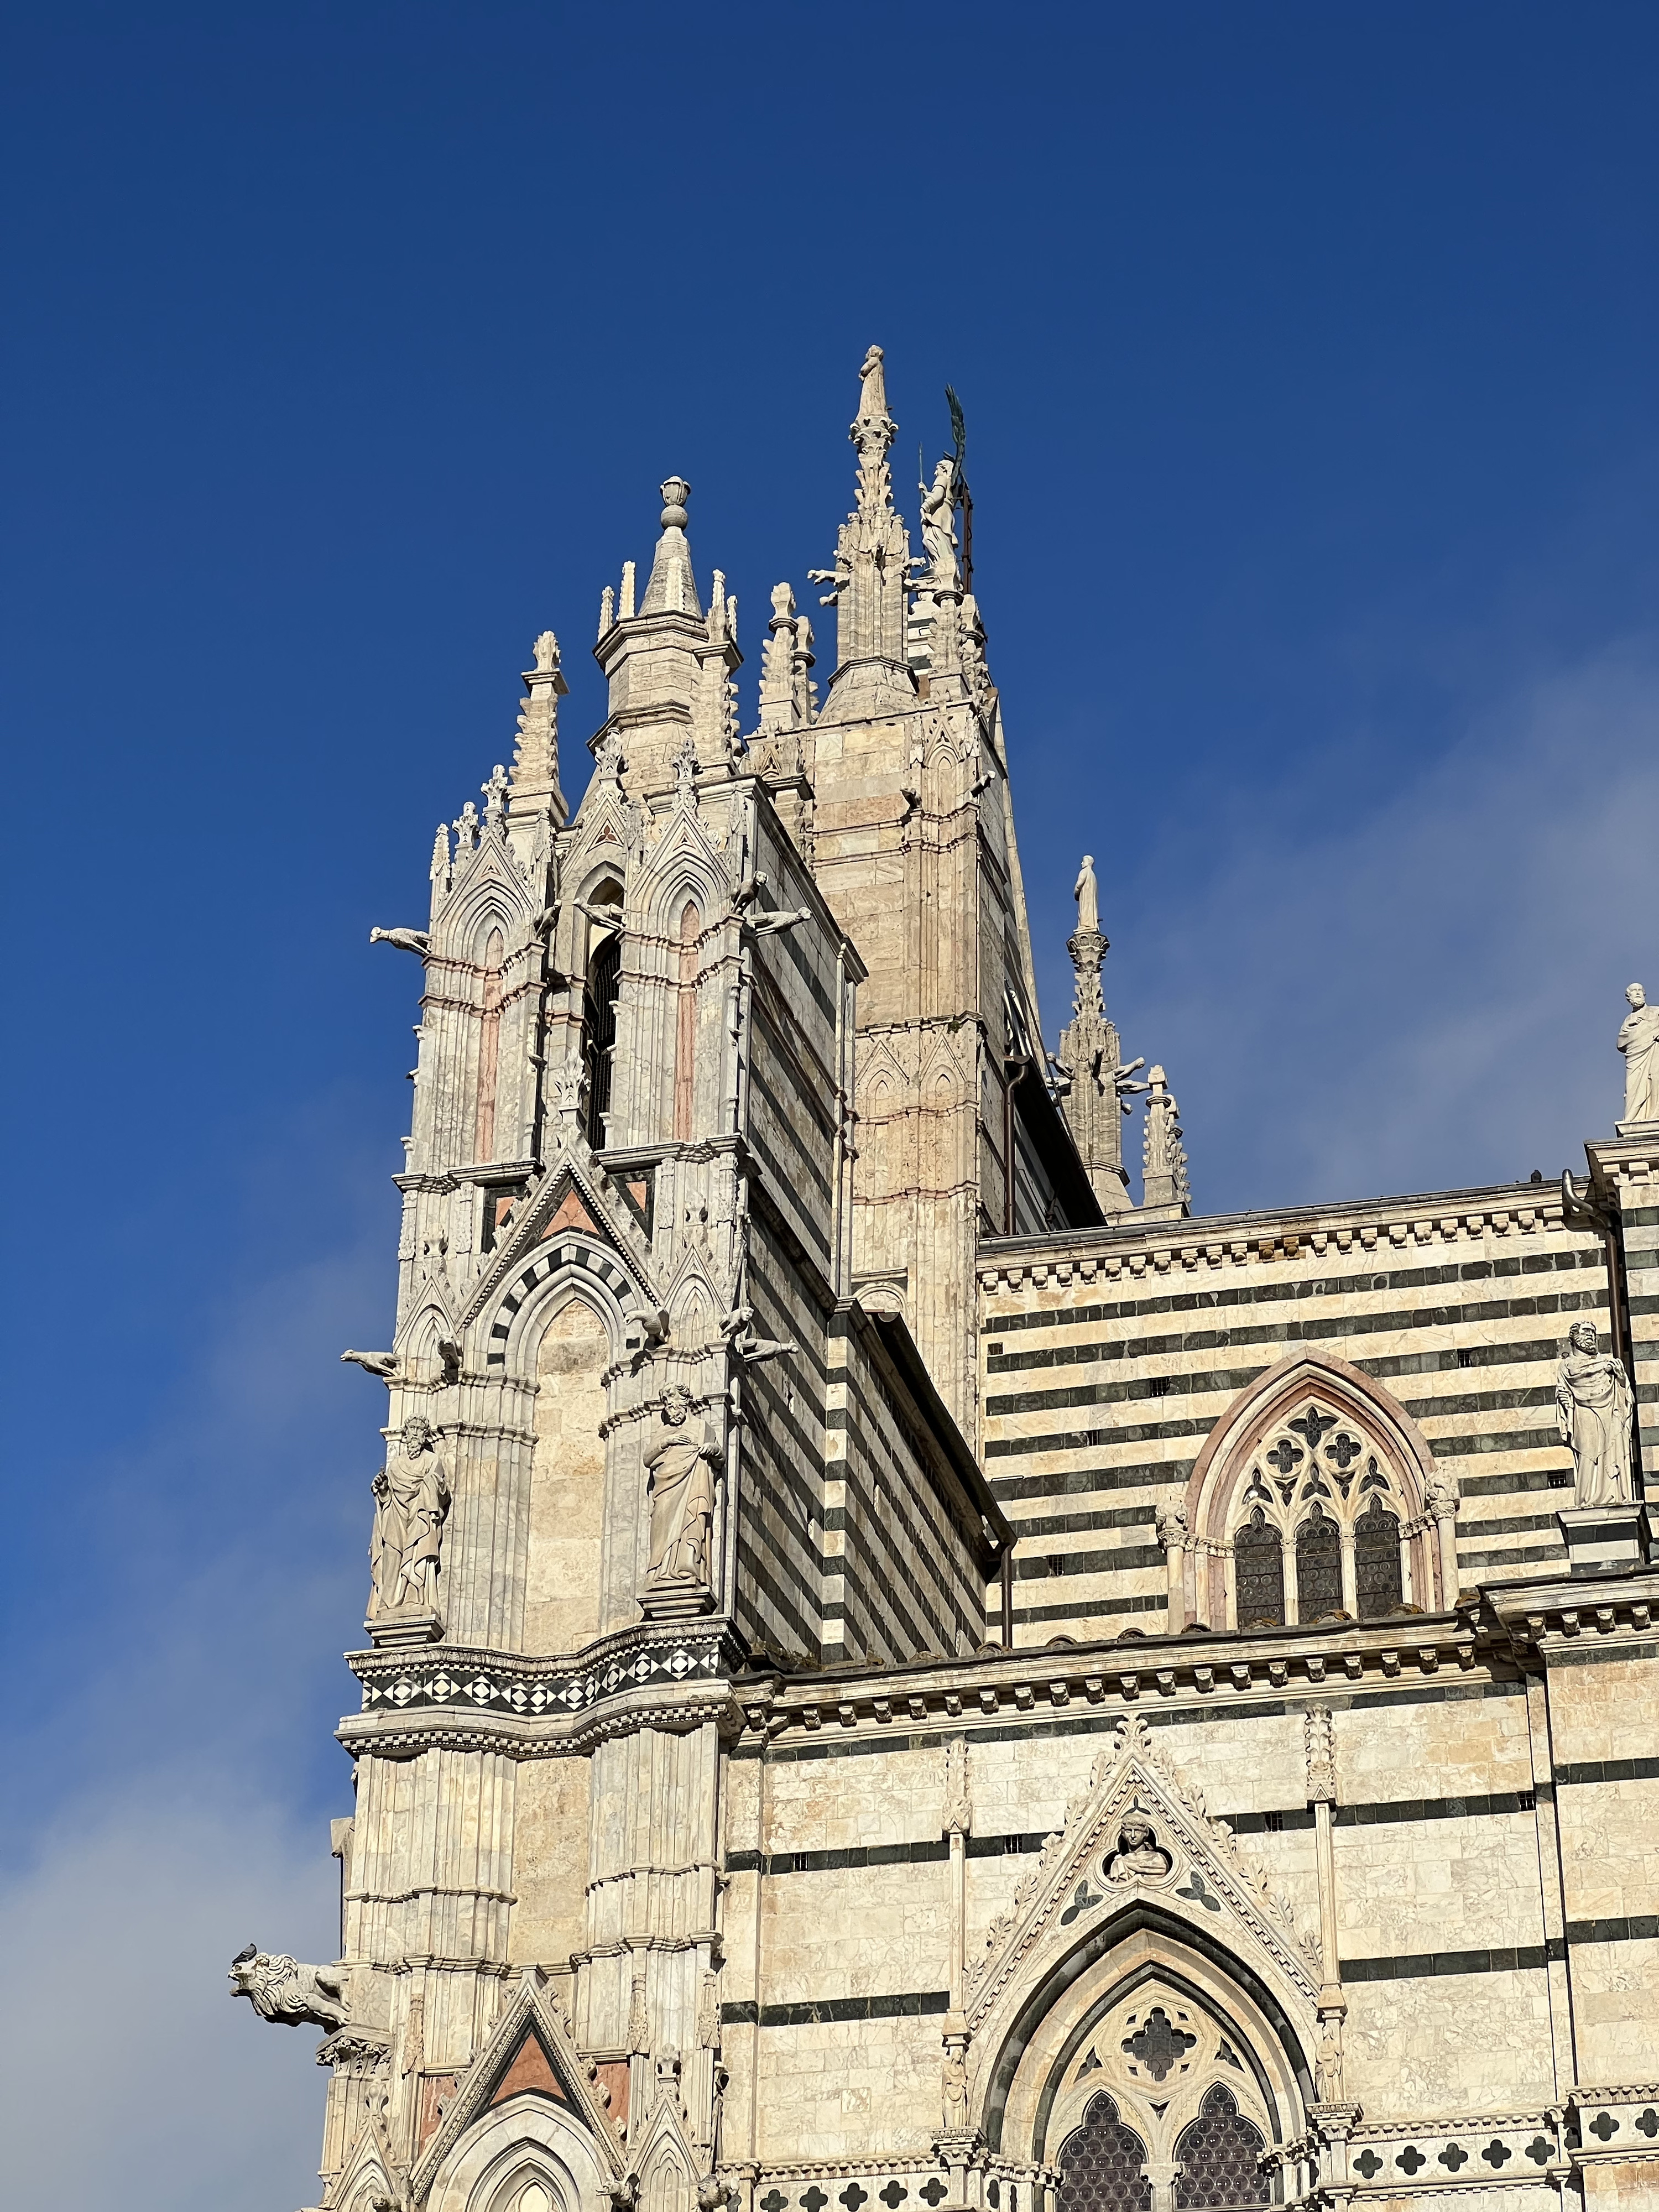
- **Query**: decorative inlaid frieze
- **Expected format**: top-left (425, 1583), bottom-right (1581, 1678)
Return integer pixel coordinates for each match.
top-left (351, 1624), bottom-right (732, 1720)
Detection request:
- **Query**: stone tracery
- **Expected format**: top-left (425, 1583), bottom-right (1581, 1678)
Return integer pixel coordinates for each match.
top-left (1178, 1353), bottom-right (1451, 1629)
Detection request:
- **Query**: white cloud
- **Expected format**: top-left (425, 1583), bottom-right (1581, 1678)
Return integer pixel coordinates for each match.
top-left (0, 1787), bottom-right (337, 2211)
top-left (2, 1215), bottom-right (385, 2208)
top-left (1060, 638), bottom-right (1659, 1211)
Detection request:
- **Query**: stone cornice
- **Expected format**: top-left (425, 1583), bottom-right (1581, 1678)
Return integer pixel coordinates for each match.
top-left (977, 1178), bottom-right (1588, 1291)
top-left (1483, 1569), bottom-right (1657, 1660)
top-left (727, 1610), bottom-right (1503, 1745)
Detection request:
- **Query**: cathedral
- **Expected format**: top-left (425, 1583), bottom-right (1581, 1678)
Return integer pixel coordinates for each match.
top-left (231, 348), bottom-right (1659, 2212)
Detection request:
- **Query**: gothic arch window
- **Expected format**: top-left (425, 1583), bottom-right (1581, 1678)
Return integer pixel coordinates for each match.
top-left (1233, 1511), bottom-right (1284, 1630)
top-left (1354, 1496), bottom-right (1403, 1618)
top-left (475, 926), bottom-right (505, 1162)
top-left (1057, 2091), bottom-right (1152, 2212)
top-left (671, 900), bottom-right (700, 1142)
top-left (1039, 1975), bottom-right (1282, 2212)
top-left (580, 878), bottom-right (624, 1150)
top-left (479, 2166), bottom-right (566, 2212)
top-left (1172, 2085), bottom-right (1269, 2209)
top-left (1187, 1356), bottom-right (1443, 1627)
top-left (1293, 1505), bottom-right (1342, 1623)
top-left (1222, 1400), bottom-right (1411, 1626)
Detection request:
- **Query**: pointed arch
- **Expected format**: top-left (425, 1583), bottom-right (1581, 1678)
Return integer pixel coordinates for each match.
top-left (476, 925), bottom-right (506, 1161)
top-left (1182, 1351), bottom-right (1447, 1626)
top-left (962, 1718), bottom-right (1318, 2188)
top-left (632, 2085), bottom-right (698, 2212)
top-left (672, 898), bottom-right (701, 1141)
top-left (415, 1976), bottom-right (625, 2212)
top-left (988, 1905), bottom-right (1307, 2172)
top-left (526, 1287), bottom-right (611, 1653)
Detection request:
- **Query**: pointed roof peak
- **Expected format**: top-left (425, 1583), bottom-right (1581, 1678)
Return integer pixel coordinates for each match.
top-left (640, 474), bottom-right (702, 618)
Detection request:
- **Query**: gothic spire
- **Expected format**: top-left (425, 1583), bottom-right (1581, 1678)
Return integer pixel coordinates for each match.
top-left (810, 345), bottom-right (912, 685)
top-left (508, 629), bottom-right (570, 830)
top-left (851, 343), bottom-right (896, 521)
top-left (1054, 854), bottom-right (1146, 1214)
top-left (639, 476), bottom-right (703, 618)
top-left (1141, 1066), bottom-right (1192, 1217)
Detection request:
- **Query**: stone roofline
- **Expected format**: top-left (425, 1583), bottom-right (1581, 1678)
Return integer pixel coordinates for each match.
top-left (974, 1168), bottom-right (1605, 1290)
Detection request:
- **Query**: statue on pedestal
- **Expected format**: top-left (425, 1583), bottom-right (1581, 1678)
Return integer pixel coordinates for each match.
top-left (368, 1416), bottom-right (451, 1618)
top-left (1073, 854), bottom-right (1100, 937)
top-left (1554, 1323), bottom-right (1634, 1507)
top-left (1619, 982), bottom-right (1659, 1124)
top-left (643, 1386), bottom-right (721, 1609)
top-left (919, 457), bottom-right (959, 590)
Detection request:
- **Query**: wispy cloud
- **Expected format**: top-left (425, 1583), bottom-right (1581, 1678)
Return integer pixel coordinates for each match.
top-left (1053, 638), bottom-right (1659, 1211)
top-left (0, 1788), bottom-right (336, 2211)
top-left (1, 1208), bottom-right (385, 2207)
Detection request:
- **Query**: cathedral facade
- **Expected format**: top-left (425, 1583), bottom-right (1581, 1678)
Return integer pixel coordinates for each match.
top-left (233, 350), bottom-right (1659, 2212)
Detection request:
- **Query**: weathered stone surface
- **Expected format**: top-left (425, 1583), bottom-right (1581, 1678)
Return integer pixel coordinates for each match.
top-left (246, 352), bottom-right (1658, 2212)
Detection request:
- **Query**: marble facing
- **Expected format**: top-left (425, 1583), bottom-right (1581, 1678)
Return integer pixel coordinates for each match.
top-left (237, 357), bottom-right (1658, 2212)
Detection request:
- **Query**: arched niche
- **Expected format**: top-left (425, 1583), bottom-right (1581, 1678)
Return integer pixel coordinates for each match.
top-left (423, 2095), bottom-right (608, 2212)
top-left (580, 873), bottom-right (625, 1151)
top-left (1181, 1352), bottom-right (1443, 1627)
top-left (524, 1287), bottom-right (613, 1655)
top-left (988, 1913), bottom-right (1305, 2212)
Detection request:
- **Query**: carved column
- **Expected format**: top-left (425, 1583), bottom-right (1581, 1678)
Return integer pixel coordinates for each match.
top-left (1305, 1705), bottom-right (1350, 2172)
top-left (1155, 1502), bottom-right (1188, 1634)
top-left (1338, 1527), bottom-right (1358, 1620)
top-left (1427, 1475), bottom-right (1461, 1605)
top-left (1142, 2161), bottom-right (1182, 2212)
top-left (943, 1739), bottom-right (971, 2007)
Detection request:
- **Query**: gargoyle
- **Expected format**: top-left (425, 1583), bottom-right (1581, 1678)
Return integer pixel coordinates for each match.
top-left (627, 1306), bottom-right (672, 1371)
top-left (369, 928), bottom-right (431, 955)
top-left (743, 906), bottom-right (812, 938)
top-left (342, 1349), bottom-right (399, 1379)
top-left (719, 1305), bottom-right (797, 1366)
top-left (229, 1944), bottom-right (350, 2030)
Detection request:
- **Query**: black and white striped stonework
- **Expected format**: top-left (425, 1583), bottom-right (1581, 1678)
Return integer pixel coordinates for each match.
top-left (978, 1185), bottom-right (1613, 1636)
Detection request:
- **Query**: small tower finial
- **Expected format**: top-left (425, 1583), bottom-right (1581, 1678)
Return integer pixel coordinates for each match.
top-left (508, 628), bottom-right (569, 829)
top-left (1141, 1066), bottom-right (1192, 1218)
top-left (640, 476), bottom-right (701, 618)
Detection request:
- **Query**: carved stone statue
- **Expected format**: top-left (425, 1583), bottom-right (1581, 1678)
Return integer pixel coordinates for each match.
top-left (229, 1945), bottom-right (349, 2030)
top-left (1619, 982), bottom-right (1659, 1124)
top-left (1314, 2012), bottom-right (1344, 2103)
top-left (941, 2038), bottom-right (970, 2130)
top-left (369, 927), bottom-right (431, 955)
top-left (368, 1416), bottom-right (452, 1616)
top-left (1554, 1322), bottom-right (1634, 1506)
top-left (1105, 1817), bottom-right (1172, 1884)
top-left (919, 456), bottom-right (959, 589)
top-left (1073, 855), bottom-right (1100, 936)
top-left (643, 1385), bottom-right (721, 1604)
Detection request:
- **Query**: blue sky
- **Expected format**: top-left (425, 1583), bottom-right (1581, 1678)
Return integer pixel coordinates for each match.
top-left (2, 6), bottom-right (1656, 2203)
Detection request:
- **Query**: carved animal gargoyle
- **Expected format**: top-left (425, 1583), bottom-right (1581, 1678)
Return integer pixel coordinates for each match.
top-left (228, 1944), bottom-right (351, 2030)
